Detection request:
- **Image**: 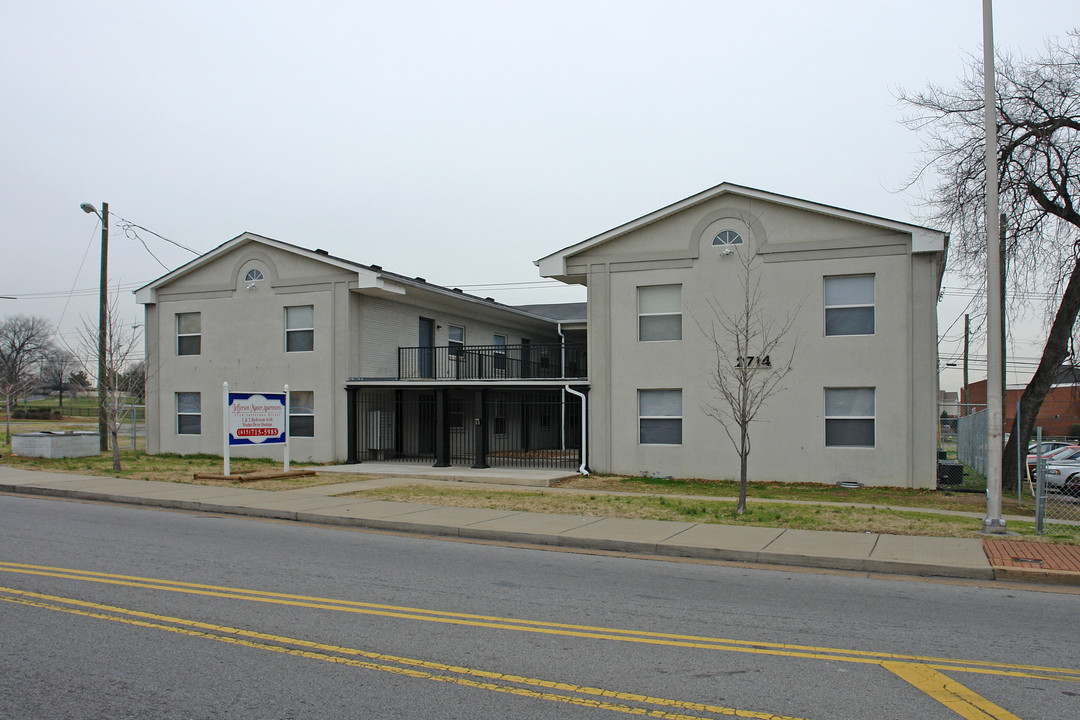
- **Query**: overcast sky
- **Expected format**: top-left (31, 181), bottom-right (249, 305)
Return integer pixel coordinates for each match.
top-left (2, 1), bottom-right (1075, 393)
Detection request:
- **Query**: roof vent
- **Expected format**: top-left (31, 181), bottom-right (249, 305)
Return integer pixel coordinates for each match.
top-left (452, 288), bottom-right (463, 293)
top-left (369, 264), bottom-right (382, 271)
top-left (414, 276), bottom-right (426, 283)
top-left (314, 248), bottom-right (329, 256)
top-left (485, 297), bottom-right (495, 302)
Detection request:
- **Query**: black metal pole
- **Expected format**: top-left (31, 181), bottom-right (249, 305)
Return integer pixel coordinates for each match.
top-left (98, 202), bottom-right (109, 452)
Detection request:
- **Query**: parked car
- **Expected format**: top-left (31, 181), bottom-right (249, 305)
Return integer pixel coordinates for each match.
top-left (1040, 459), bottom-right (1080, 490)
top-left (1026, 446), bottom-right (1080, 477)
top-left (1028, 440), bottom-right (1074, 456)
top-left (1063, 473), bottom-right (1080, 497)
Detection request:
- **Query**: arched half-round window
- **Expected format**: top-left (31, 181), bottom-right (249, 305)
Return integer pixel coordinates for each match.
top-left (244, 268), bottom-right (265, 282)
top-left (712, 230), bottom-right (743, 246)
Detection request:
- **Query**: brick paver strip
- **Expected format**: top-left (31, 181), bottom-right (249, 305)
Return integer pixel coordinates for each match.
top-left (983, 539), bottom-right (1080, 572)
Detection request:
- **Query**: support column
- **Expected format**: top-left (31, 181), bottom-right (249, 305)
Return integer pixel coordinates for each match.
top-left (346, 387), bottom-right (359, 463)
top-left (434, 388), bottom-right (451, 467)
top-left (471, 389), bottom-right (489, 469)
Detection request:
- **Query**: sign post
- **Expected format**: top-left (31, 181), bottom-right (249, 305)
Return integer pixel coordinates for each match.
top-left (223, 382), bottom-right (288, 475)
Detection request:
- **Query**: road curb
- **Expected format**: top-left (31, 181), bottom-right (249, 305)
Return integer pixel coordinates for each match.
top-left (991, 567), bottom-right (1080, 586)
top-left (1, 482), bottom-right (1004, 582)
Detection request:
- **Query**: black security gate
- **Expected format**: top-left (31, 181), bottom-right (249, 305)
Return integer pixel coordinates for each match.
top-left (352, 388), bottom-right (582, 470)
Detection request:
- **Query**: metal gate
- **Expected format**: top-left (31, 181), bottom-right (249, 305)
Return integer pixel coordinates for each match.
top-left (354, 388), bottom-right (582, 470)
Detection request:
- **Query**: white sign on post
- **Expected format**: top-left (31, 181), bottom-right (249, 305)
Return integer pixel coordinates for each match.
top-left (223, 382), bottom-right (290, 475)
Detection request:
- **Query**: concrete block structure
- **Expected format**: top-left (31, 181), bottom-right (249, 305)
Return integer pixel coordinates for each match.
top-left (536, 183), bottom-right (947, 487)
top-left (138, 183), bottom-right (947, 487)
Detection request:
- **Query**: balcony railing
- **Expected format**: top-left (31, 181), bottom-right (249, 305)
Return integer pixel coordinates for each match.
top-left (398, 342), bottom-right (586, 381)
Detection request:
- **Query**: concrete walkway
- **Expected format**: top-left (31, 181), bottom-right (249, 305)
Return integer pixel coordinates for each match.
top-left (1, 464), bottom-right (1076, 586)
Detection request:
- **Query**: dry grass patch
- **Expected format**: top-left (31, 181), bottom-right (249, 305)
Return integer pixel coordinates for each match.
top-left (347, 484), bottom-right (1054, 539)
top-left (557, 474), bottom-right (1037, 517)
top-left (1, 451), bottom-right (371, 491)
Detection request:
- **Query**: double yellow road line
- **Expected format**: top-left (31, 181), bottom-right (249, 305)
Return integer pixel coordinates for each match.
top-left (2, 561), bottom-right (1075, 719)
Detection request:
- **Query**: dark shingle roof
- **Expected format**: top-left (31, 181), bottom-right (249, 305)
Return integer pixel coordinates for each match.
top-left (513, 302), bottom-right (587, 323)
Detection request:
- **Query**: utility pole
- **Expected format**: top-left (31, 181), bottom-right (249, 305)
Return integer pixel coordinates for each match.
top-left (963, 314), bottom-right (970, 416)
top-left (1001, 214), bottom-right (1009, 470)
top-left (982, 0), bottom-right (1006, 533)
top-left (97, 203), bottom-right (109, 452)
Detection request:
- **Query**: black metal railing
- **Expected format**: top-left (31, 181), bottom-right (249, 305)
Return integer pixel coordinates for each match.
top-left (354, 388), bottom-right (582, 469)
top-left (398, 343), bottom-right (586, 381)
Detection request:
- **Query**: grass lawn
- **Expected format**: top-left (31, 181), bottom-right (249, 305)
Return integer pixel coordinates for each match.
top-left (0, 449), bottom-right (361, 491)
top-left (4, 439), bottom-right (1074, 541)
top-left (346, 483), bottom-right (1069, 541)
top-left (554, 474), bottom-right (1037, 517)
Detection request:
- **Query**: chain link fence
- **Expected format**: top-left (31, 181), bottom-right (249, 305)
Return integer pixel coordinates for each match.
top-left (111, 404), bottom-right (145, 452)
top-left (954, 407), bottom-right (987, 478)
top-left (938, 404), bottom-right (986, 491)
top-left (1028, 430), bottom-right (1080, 533)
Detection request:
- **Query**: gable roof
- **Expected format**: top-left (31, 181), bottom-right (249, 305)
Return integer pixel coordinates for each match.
top-left (134, 232), bottom-right (557, 323)
top-left (535, 182), bottom-right (948, 279)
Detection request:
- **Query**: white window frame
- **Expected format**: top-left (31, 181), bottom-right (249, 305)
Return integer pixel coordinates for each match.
top-left (176, 312), bottom-right (201, 356)
top-left (493, 333), bottom-right (507, 372)
top-left (824, 387), bottom-right (876, 448)
top-left (824, 275), bottom-right (875, 337)
top-left (449, 325), bottom-right (465, 358)
top-left (492, 399), bottom-right (508, 437)
top-left (289, 390), bottom-right (314, 438)
top-left (712, 229), bottom-right (744, 246)
top-left (638, 285), bottom-right (682, 342)
top-left (285, 305), bottom-right (314, 352)
top-left (176, 392), bottom-right (201, 435)
top-left (638, 389), bottom-right (682, 445)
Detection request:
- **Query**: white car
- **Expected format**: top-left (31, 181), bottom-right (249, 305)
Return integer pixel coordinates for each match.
top-left (1041, 461), bottom-right (1080, 490)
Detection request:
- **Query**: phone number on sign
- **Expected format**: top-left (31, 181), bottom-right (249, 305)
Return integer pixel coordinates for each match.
top-left (235, 428), bottom-right (280, 437)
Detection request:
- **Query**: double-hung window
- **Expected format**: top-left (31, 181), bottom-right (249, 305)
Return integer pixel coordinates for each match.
top-left (493, 333), bottom-right (507, 372)
top-left (638, 285), bottom-right (682, 341)
top-left (285, 305), bottom-right (314, 352)
top-left (177, 313), bottom-right (201, 356)
top-left (177, 392), bottom-right (201, 435)
top-left (639, 389), bottom-right (682, 444)
top-left (289, 391), bottom-right (314, 437)
top-left (824, 387), bottom-right (875, 447)
top-left (824, 275), bottom-right (874, 336)
top-left (449, 325), bottom-right (464, 358)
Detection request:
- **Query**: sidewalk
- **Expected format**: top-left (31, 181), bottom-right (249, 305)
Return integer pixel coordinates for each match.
top-left (1, 464), bottom-right (1077, 586)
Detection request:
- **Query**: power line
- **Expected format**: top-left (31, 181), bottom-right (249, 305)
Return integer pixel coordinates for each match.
top-left (109, 213), bottom-right (200, 255)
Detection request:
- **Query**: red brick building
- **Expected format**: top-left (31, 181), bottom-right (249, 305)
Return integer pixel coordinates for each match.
top-left (964, 376), bottom-right (1080, 437)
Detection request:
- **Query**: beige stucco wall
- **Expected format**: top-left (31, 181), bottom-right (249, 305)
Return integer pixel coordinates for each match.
top-left (141, 239), bottom-right (561, 463)
top-left (144, 246), bottom-right (355, 462)
top-left (573, 196), bottom-right (943, 488)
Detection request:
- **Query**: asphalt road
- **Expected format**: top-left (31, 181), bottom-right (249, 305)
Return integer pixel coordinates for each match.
top-left (2, 494), bottom-right (1079, 719)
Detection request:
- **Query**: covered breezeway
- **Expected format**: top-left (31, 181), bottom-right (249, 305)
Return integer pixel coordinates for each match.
top-left (345, 385), bottom-right (586, 471)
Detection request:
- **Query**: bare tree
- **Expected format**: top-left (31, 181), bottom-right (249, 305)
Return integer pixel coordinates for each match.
top-left (40, 348), bottom-right (77, 415)
top-left (120, 360), bottom-right (146, 402)
top-left (76, 294), bottom-right (142, 471)
top-left (695, 250), bottom-right (800, 514)
top-left (900, 30), bottom-right (1080, 490)
top-left (0, 315), bottom-right (54, 444)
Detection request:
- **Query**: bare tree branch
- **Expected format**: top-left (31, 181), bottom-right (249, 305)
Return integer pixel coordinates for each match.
top-left (693, 250), bottom-right (800, 514)
top-left (75, 292), bottom-right (143, 470)
top-left (899, 30), bottom-right (1080, 490)
top-left (0, 315), bottom-right (54, 444)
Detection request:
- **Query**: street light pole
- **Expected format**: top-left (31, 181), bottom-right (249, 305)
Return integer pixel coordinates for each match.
top-left (98, 202), bottom-right (109, 452)
top-left (82, 201), bottom-right (109, 452)
top-left (982, 0), bottom-right (1006, 533)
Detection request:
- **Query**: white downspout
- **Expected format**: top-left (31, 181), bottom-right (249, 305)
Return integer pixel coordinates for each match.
top-left (558, 322), bottom-right (565, 377)
top-left (558, 322), bottom-right (566, 450)
top-left (564, 384), bottom-right (588, 476)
